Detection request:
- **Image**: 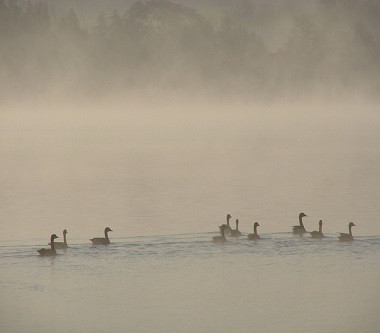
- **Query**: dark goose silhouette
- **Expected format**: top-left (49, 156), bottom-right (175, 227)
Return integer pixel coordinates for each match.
top-left (229, 219), bottom-right (242, 237)
top-left (248, 222), bottom-right (260, 240)
top-left (49, 229), bottom-right (68, 249)
top-left (292, 212), bottom-right (307, 235)
top-left (338, 222), bottom-right (356, 241)
top-left (221, 214), bottom-right (232, 234)
top-left (213, 224), bottom-right (227, 243)
top-left (310, 220), bottom-right (324, 238)
top-left (38, 234), bottom-right (59, 256)
top-left (90, 227), bottom-right (113, 245)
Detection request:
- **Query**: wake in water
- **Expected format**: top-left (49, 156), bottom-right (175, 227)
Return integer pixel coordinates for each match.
top-left (31, 212), bottom-right (365, 256)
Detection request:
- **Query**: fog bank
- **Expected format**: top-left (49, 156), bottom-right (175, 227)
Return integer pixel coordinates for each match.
top-left (1, 0), bottom-right (380, 105)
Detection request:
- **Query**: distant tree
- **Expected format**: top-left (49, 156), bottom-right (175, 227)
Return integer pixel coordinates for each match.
top-left (278, 15), bottom-right (325, 91)
top-left (59, 8), bottom-right (82, 35)
top-left (93, 11), bottom-right (108, 40)
top-left (217, 17), bottom-right (248, 58)
top-left (23, 1), bottom-right (50, 34)
top-left (120, 0), bottom-right (215, 89)
top-left (109, 9), bottom-right (123, 34)
top-left (0, 0), bottom-right (10, 35)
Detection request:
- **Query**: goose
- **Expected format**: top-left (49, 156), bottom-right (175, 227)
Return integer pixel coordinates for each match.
top-left (213, 224), bottom-right (227, 243)
top-left (38, 234), bottom-right (59, 256)
top-left (90, 227), bottom-right (113, 245)
top-left (229, 219), bottom-right (242, 237)
top-left (220, 214), bottom-right (232, 234)
top-left (292, 212), bottom-right (307, 235)
top-left (310, 220), bottom-right (324, 238)
top-left (338, 222), bottom-right (355, 241)
top-left (248, 222), bottom-right (260, 240)
top-left (49, 229), bottom-right (68, 249)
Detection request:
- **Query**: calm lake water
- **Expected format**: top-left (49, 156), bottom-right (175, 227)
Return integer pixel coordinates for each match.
top-left (1, 233), bottom-right (380, 333)
top-left (1, 100), bottom-right (380, 332)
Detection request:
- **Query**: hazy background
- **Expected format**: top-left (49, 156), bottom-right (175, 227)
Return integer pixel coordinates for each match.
top-left (1, 0), bottom-right (380, 242)
top-left (1, 2), bottom-right (380, 333)
top-left (1, 0), bottom-right (380, 103)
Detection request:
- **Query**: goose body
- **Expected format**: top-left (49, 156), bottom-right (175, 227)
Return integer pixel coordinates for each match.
top-left (213, 225), bottom-right (227, 243)
top-left (50, 229), bottom-right (68, 249)
top-left (229, 219), bottom-right (242, 237)
top-left (38, 234), bottom-right (59, 256)
top-left (90, 227), bottom-right (113, 245)
top-left (310, 220), bottom-right (324, 238)
top-left (248, 222), bottom-right (260, 240)
top-left (220, 214), bottom-right (232, 234)
top-left (338, 222), bottom-right (355, 241)
top-left (292, 212), bottom-right (307, 235)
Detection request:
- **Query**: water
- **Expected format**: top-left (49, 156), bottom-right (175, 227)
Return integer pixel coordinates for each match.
top-left (1, 101), bottom-right (380, 332)
top-left (1, 233), bottom-right (380, 333)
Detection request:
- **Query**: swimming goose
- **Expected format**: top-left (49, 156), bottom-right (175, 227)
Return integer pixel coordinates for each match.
top-left (213, 225), bottom-right (227, 243)
top-left (310, 220), bottom-right (324, 238)
top-left (225, 214), bottom-right (232, 232)
top-left (38, 234), bottom-right (59, 256)
top-left (49, 229), bottom-right (68, 249)
top-left (338, 222), bottom-right (355, 241)
top-left (292, 212), bottom-right (307, 235)
top-left (248, 222), bottom-right (260, 240)
top-left (229, 219), bottom-right (242, 237)
top-left (90, 227), bottom-right (113, 245)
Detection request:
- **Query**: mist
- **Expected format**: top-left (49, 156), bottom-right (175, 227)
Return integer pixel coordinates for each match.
top-left (1, 0), bottom-right (380, 240)
top-left (1, 0), bottom-right (380, 104)
top-left (2, 2), bottom-right (380, 333)
top-left (2, 0), bottom-right (380, 239)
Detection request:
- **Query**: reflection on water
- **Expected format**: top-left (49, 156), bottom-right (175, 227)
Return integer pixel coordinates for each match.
top-left (1, 233), bottom-right (380, 333)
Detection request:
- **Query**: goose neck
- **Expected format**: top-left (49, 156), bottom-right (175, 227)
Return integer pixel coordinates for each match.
top-left (299, 215), bottom-right (304, 227)
top-left (50, 236), bottom-right (55, 251)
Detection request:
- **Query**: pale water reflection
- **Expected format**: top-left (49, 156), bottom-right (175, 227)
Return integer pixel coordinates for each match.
top-left (1, 233), bottom-right (380, 333)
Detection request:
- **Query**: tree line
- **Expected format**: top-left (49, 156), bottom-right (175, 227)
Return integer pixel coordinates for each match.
top-left (1, 0), bottom-right (380, 102)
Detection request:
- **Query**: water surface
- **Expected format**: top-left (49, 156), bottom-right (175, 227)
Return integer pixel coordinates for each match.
top-left (1, 101), bottom-right (380, 332)
top-left (1, 233), bottom-right (380, 333)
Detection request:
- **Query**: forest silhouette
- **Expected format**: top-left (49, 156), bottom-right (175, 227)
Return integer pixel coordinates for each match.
top-left (1, 0), bottom-right (380, 102)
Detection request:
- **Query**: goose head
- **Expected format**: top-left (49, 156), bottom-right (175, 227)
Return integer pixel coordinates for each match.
top-left (105, 227), bottom-right (113, 233)
top-left (63, 229), bottom-right (68, 235)
top-left (254, 222), bottom-right (260, 227)
top-left (349, 222), bottom-right (356, 228)
top-left (299, 212), bottom-right (307, 218)
top-left (319, 220), bottom-right (322, 225)
top-left (51, 234), bottom-right (59, 240)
